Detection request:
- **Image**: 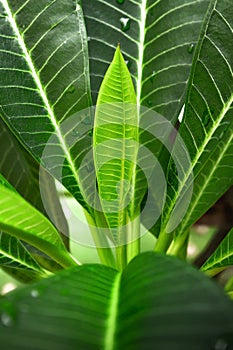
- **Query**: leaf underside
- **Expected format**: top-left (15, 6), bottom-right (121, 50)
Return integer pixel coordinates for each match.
top-left (202, 227), bottom-right (233, 273)
top-left (0, 0), bottom-right (92, 211)
top-left (161, 0), bottom-right (233, 239)
top-left (83, 0), bottom-right (209, 122)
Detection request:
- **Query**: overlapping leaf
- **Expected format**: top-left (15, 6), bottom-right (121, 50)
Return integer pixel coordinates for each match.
top-left (0, 0), bottom-right (92, 211)
top-left (202, 227), bottom-right (233, 274)
top-left (82, 0), bottom-right (209, 121)
top-left (0, 232), bottom-right (46, 281)
top-left (0, 174), bottom-right (76, 269)
top-left (157, 0), bottom-right (233, 252)
top-left (0, 117), bottom-right (70, 276)
top-left (0, 252), bottom-right (232, 350)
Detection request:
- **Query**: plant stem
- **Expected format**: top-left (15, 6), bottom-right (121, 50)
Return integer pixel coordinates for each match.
top-left (116, 244), bottom-right (127, 271)
top-left (126, 215), bottom-right (140, 264)
top-left (85, 211), bottom-right (116, 269)
top-left (154, 228), bottom-right (173, 253)
top-left (167, 229), bottom-right (190, 256)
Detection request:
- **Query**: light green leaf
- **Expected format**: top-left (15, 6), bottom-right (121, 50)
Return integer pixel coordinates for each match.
top-left (0, 0), bottom-right (92, 211)
top-left (0, 252), bottom-right (232, 350)
top-left (94, 47), bottom-right (138, 240)
top-left (0, 117), bottom-right (70, 255)
top-left (83, 0), bottom-right (209, 120)
top-left (156, 0), bottom-right (233, 253)
top-left (202, 227), bottom-right (233, 275)
top-left (0, 174), bottom-right (76, 269)
top-left (0, 232), bottom-right (46, 280)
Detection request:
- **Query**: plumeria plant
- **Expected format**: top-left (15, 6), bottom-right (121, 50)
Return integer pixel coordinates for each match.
top-left (0, 0), bottom-right (232, 349)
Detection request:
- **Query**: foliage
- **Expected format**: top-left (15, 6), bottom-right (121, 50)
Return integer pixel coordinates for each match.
top-left (0, 0), bottom-right (232, 349)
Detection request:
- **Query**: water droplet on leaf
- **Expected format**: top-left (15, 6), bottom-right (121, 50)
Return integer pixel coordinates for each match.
top-left (147, 100), bottom-right (152, 107)
top-left (1, 302), bottom-right (16, 327)
top-left (219, 131), bottom-right (224, 139)
top-left (116, 0), bottom-right (125, 3)
top-left (150, 70), bottom-right (156, 83)
top-left (83, 115), bottom-right (91, 125)
top-left (202, 111), bottom-right (211, 127)
top-left (1, 312), bottom-right (14, 327)
top-left (188, 43), bottom-right (195, 54)
top-left (215, 338), bottom-right (228, 350)
top-left (71, 128), bottom-right (80, 137)
top-left (67, 85), bottom-right (75, 94)
top-left (30, 289), bottom-right (39, 298)
top-left (88, 129), bottom-right (93, 137)
top-left (86, 162), bottom-right (94, 172)
top-left (120, 17), bottom-right (131, 32)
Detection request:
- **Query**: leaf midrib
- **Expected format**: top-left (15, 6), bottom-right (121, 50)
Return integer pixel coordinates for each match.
top-left (104, 272), bottom-right (121, 350)
top-left (137, 0), bottom-right (147, 106)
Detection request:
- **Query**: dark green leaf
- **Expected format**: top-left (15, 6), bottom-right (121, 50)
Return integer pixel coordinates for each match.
top-left (0, 252), bottom-right (232, 350)
top-left (0, 0), bottom-right (92, 211)
top-left (83, 0), bottom-right (209, 121)
top-left (202, 227), bottom-right (233, 275)
top-left (157, 0), bottom-right (233, 253)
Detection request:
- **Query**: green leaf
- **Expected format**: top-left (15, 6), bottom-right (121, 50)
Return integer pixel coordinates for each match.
top-left (0, 0), bottom-right (92, 211)
top-left (94, 47), bottom-right (137, 240)
top-left (0, 117), bottom-right (70, 252)
top-left (202, 227), bottom-right (233, 275)
top-left (0, 232), bottom-right (46, 280)
top-left (0, 252), bottom-right (232, 349)
top-left (83, 0), bottom-right (209, 120)
top-left (156, 0), bottom-right (233, 253)
top-left (0, 174), bottom-right (76, 269)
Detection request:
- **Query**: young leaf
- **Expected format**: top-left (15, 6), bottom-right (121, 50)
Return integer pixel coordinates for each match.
top-left (82, 0), bottom-right (209, 121)
top-left (156, 0), bottom-right (233, 252)
top-left (0, 252), bottom-right (232, 350)
top-left (94, 46), bottom-right (138, 245)
top-left (0, 0), bottom-right (92, 211)
top-left (202, 227), bottom-right (233, 275)
top-left (0, 174), bottom-right (76, 269)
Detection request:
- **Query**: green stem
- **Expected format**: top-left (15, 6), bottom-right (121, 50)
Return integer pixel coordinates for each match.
top-left (167, 229), bottom-right (190, 256)
top-left (116, 244), bottom-right (127, 271)
top-left (126, 215), bottom-right (140, 264)
top-left (85, 211), bottom-right (116, 269)
top-left (154, 228), bottom-right (173, 254)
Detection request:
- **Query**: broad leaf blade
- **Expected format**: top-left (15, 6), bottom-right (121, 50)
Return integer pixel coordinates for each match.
top-left (0, 174), bottom-right (76, 269)
top-left (0, 0), bottom-right (92, 210)
top-left (83, 0), bottom-right (209, 120)
top-left (94, 47), bottom-right (137, 240)
top-left (0, 252), bottom-right (232, 349)
top-left (159, 0), bottom-right (233, 248)
top-left (202, 227), bottom-right (233, 275)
